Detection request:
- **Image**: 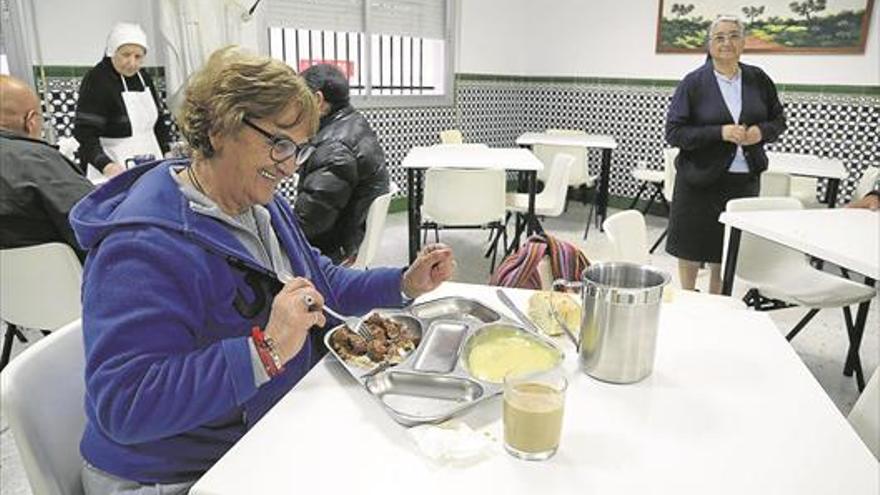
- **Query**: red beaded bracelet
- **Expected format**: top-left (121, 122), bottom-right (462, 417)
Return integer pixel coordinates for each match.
top-left (251, 326), bottom-right (284, 377)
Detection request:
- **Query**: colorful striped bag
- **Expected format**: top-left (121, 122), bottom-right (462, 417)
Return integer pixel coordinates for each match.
top-left (489, 234), bottom-right (590, 289)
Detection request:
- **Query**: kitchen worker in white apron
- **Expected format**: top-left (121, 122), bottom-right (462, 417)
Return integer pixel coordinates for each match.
top-left (74, 22), bottom-right (171, 181)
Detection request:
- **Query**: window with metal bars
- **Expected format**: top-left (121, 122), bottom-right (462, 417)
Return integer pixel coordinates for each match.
top-left (269, 27), bottom-right (445, 97)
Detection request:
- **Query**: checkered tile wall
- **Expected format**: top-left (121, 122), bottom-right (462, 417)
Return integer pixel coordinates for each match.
top-left (40, 74), bottom-right (879, 205)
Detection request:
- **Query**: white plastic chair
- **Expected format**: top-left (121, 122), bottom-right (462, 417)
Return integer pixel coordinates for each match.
top-left (0, 243), bottom-right (83, 370)
top-left (532, 129), bottom-right (595, 190)
top-left (439, 129), bottom-right (463, 144)
top-left (602, 209), bottom-right (648, 265)
top-left (0, 318), bottom-right (86, 495)
top-left (421, 168), bottom-right (507, 270)
top-left (848, 368), bottom-right (880, 460)
top-left (759, 171), bottom-right (792, 197)
top-left (351, 182), bottom-right (398, 269)
top-left (629, 162), bottom-right (666, 213)
top-left (789, 176), bottom-right (822, 208)
top-left (853, 165), bottom-right (879, 201)
top-left (507, 153), bottom-right (575, 234)
top-left (723, 197), bottom-right (875, 382)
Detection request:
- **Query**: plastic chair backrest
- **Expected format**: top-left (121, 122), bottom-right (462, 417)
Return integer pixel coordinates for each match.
top-left (439, 129), bottom-right (463, 144)
top-left (602, 210), bottom-right (648, 264)
top-left (535, 153), bottom-right (575, 217)
top-left (854, 166), bottom-right (880, 201)
top-left (0, 243), bottom-right (82, 329)
top-left (848, 368), bottom-right (880, 460)
top-left (423, 168), bottom-right (506, 226)
top-left (723, 197), bottom-right (804, 284)
top-left (759, 171), bottom-right (792, 197)
top-left (352, 182), bottom-right (398, 269)
top-left (532, 129), bottom-right (590, 187)
top-left (0, 319), bottom-right (86, 495)
top-left (663, 148), bottom-right (678, 201)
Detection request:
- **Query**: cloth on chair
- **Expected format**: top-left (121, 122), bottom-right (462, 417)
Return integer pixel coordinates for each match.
top-left (490, 234), bottom-right (589, 290)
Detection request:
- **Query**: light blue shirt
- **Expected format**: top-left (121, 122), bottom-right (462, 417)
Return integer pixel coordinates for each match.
top-left (714, 69), bottom-right (749, 173)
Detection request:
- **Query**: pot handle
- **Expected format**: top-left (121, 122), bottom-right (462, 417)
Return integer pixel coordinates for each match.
top-left (550, 279), bottom-right (581, 348)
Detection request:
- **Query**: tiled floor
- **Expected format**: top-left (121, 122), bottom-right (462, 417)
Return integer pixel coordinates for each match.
top-left (2, 202), bottom-right (876, 494)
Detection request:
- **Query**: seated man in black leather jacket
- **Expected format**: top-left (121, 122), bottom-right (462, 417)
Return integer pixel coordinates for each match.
top-left (295, 64), bottom-right (390, 264)
top-left (0, 75), bottom-right (93, 261)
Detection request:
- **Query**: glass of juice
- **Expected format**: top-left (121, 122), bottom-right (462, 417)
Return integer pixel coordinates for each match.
top-left (502, 367), bottom-right (567, 461)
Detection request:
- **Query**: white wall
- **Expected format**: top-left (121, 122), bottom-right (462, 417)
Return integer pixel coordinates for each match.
top-left (34, 0), bottom-right (162, 66)
top-left (33, 0), bottom-right (880, 85)
top-left (459, 0), bottom-right (880, 85)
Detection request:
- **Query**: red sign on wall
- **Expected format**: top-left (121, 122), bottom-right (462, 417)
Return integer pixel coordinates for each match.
top-left (298, 59), bottom-right (355, 78)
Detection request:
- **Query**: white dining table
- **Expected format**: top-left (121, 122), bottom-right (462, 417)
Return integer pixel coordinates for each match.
top-left (189, 282), bottom-right (878, 495)
top-left (766, 152), bottom-right (848, 206)
top-left (516, 132), bottom-right (618, 236)
top-left (401, 145), bottom-right (544, 262)
top-left (720, 208), bottom-right (879, 389)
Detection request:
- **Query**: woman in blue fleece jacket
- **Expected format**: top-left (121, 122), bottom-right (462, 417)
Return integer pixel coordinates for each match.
top-left (70, 47), bottom-right (455, 494)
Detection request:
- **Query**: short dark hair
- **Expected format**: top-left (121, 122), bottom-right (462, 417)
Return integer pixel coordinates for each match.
top-left (301, 64), bottom-right (350, 107)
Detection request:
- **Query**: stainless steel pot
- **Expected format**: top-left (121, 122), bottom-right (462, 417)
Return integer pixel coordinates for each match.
top-left (554, 262), bottom-right (670, 384)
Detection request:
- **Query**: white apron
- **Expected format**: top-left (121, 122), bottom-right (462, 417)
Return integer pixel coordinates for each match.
top-left (88, 72), bottom-right (163, 181)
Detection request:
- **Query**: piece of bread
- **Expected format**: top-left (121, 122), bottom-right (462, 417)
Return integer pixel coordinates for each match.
top-left (527, 291), bottom-right (581, 337)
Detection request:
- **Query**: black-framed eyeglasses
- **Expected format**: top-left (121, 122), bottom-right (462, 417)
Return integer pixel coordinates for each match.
top-left (243, 118), bottom-right (314, 165)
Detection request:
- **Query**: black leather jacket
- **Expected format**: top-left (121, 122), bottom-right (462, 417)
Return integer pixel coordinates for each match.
top-left (294, 105), bottom-right (389, 263)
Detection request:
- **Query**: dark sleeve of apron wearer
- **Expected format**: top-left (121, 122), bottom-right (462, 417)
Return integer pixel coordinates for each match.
top-left (73, 66), bottom-right (115, 173)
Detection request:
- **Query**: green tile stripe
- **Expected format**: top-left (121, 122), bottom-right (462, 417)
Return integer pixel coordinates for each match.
top-left (456, 73), bottom-right (880, 96)
top-left (34, 65), bottom-right (164, 80)
top-left (33, 66), bottom-right (878, 96)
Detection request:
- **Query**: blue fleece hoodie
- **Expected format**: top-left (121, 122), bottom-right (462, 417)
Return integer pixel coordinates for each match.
top-left (70, 160), bottom-right (405, 483)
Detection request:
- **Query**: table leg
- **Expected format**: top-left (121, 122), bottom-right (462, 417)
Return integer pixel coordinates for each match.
top-left (526, 171), bottom-right (538, 236)
top-left (596, 148), bottom-right (612, 231)
top-left (721, 228), bottom-right (742, 296)
top-left (843, 277), bottom-right (874, 391)
top-left (826, 178), bottom-right (839, 208)
top-left (407, 168), bottom-right (422, 264)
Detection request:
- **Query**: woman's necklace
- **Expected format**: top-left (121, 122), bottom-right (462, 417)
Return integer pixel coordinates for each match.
top-left (187, 165), bottom-right (208, 196)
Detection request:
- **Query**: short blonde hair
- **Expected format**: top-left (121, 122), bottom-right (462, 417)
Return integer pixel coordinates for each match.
top-left (177, 46), bottom-right (318, 160)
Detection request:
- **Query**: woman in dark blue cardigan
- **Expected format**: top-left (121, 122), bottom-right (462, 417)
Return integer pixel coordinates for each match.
top-left (665, 15), bottom-right (786, 294)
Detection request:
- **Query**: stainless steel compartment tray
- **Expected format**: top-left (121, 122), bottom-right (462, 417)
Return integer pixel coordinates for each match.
top-left (324, 297), bottom-right (561, 426)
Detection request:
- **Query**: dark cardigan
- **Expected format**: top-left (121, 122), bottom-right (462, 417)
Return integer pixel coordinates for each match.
top-left (666, 60), bottom-right (787, 187)
top-left (73, 57), bottom-right (171, 172)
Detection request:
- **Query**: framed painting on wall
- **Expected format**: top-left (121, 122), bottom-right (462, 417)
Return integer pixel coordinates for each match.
top-left (656, 0), bottom-right (875, 53)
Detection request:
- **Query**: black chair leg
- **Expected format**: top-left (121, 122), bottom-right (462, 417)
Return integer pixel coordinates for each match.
top-left (786, 309), bottom-right (820, 341)
top-left (628, 182), bottom-right (648, 210)
top-left (583, 201), bottom-right (596, 240)
top-left (1, 323), bottom-right (28, 371)
top-left (649, 227), bottom-right (668, 254)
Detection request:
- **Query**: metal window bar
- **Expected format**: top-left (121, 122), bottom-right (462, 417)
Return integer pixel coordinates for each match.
top-left (271, 28), bottom-right (434, 94)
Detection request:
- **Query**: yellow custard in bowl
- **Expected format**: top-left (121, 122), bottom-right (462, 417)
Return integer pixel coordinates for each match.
top-left (464, 325), bottom-right (562, 383)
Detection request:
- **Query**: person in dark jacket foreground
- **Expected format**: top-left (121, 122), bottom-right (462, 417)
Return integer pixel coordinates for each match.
top-left (295, 63), bottom-right (390, 264)
top-left (71, 47), bottom-right (454, 494)
top-left (665, 14), bottom-right (786, 294)
top-left (0, 75), bottom-right (93, 261)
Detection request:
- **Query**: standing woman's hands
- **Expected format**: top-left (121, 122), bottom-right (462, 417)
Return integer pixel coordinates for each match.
top-left (742, 125), bottom-right (763, 146)
top-left (721, 124), bottom-right (746, 145)
top-left (401, 243), bottom-right (456, 299)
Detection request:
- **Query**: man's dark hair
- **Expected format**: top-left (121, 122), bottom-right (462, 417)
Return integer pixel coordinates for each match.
top-left (301, 64), bottom-right (350, 108)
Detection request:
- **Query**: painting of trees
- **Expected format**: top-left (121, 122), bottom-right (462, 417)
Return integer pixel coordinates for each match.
top-left (656, 0), bottom-right (874, 53)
